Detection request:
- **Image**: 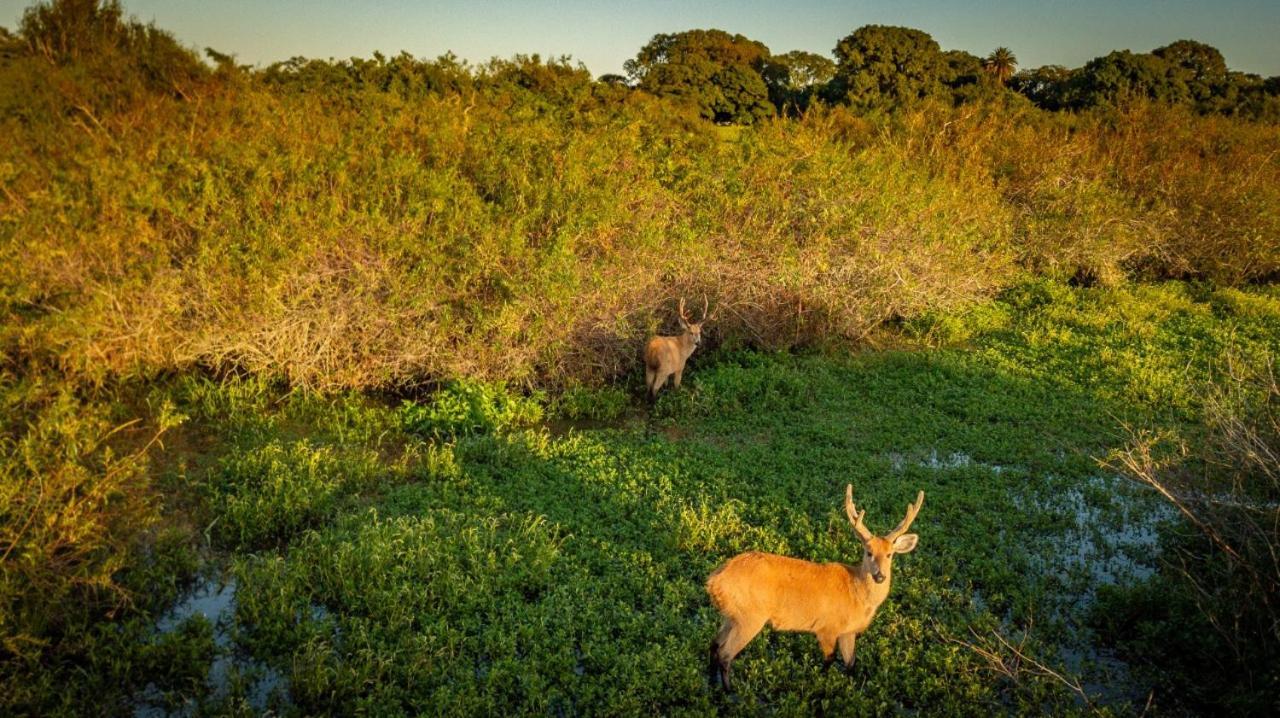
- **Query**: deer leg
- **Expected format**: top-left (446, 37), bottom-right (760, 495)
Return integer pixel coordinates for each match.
top-left (713, 617), bottom-right (765, 691)
top-left (837, 633), bottom-right (856, 673)
top-left (653, 369), bottom-right (671, 398)
top-left (645, 368), bottom-right (657, 399)
top-left (707, 638), bottom-right (735, 691)
top-left (708, 620), bottom-right (734, 689)
top-left (817, 632), bottom-right (838, 670)
top-left (673, 368), bottom-right (684, 389)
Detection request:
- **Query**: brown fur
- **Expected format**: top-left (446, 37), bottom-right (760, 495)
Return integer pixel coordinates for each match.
top-left (644, 297), bottom-right (708, 399)
top-left (704, 487), bottom-right (923, 690)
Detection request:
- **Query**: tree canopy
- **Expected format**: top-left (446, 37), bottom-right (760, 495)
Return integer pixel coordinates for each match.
top-left (1004, 39), bottom-right (1278, 119)
top-left (624, 29), bottom-right (774, 123)
top-left (8, 2), bottom-right (1275, 124)
top-left (762, 50), bottom-right (835, 113)
top-left (826, 25), bottom-right (947, 108)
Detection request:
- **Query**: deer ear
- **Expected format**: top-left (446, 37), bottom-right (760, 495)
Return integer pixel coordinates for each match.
top-left (678, 318), bottom-right (690, 330)
top-left (892, 534), bottom-right (918, 554)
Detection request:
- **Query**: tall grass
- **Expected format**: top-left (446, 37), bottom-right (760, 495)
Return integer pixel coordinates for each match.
top-left (3, 8), bottom-right (1278, 392)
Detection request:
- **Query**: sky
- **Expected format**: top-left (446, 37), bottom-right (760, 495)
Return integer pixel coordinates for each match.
top-left (3, 0), bottom-right (1278, 77)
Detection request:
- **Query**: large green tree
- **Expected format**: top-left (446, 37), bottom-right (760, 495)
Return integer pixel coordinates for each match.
top-left (1153, 39), bottom-right (1228, 111)
top-left (1073, 50), bottom-right (1184, 107)
top-left (624, 29), bottom-right (774, 124)
top-left (940, 49), bottom-right (998, 103)
top-left (1068, 41), bottom-right (1243, 113)
top-left (826, 25), bottom-right (946, 108)
top-left (1014, 42), bottom-right (1278, 121)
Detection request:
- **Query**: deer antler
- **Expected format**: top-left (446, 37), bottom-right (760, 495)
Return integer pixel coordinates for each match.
top-left (678, 297), bottom-right (691, 324)
top-left (844, 484), bottom-right (874, 543)
top-left (701, 295), bottom-right (710, 322)
top-left (886, 491), bottom-right (925, 540)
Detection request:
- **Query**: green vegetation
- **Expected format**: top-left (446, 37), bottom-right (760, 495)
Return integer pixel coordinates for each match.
top-left (4, 282), bottom-right (1279, 715)
top-left (625, 29), bottom-right (775, 124)
top-left (827, 25), bottom-right (979, 108)
top-left (627, 26), bottom-right (1280, 121)
top-left (3, 1), bottom-right (1280, 715)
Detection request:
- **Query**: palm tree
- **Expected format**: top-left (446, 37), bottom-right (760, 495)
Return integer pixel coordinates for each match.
top-left (983, 47), bottom-right (1017, 85)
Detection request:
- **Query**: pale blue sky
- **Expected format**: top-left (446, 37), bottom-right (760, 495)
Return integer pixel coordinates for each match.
top-left (3, 1), bottom-right (1277, 76)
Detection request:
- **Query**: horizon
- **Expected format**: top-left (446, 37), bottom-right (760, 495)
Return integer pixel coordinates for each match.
top-left (2, 0), bottom-right (1278, 77)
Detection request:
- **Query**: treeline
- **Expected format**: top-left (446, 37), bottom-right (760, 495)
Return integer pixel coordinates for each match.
top-left (617, 26), bottom-right (1280, 123)
top-left (2, 0), bottom-right (1279, 392)
top-left (220, 25), bottom-right (1280, 124)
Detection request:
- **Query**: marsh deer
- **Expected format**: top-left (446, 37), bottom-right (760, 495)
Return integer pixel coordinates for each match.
top-left (705, 485), bottom-right (924, 690)
top-left (644, 297), bottom-right (710, 400)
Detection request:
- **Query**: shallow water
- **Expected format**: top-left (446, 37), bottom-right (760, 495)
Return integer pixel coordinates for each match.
top-left (1023, 473), bottom-right (1175, 707)
top-left (886, 448), bottom-right (1008, 473)
top-left (1031, 474), bottom-right (1175, 593)
top-left (898, 449), bottom-right (1176, 708)
top-left (132, 575), bottom-right (286, 717)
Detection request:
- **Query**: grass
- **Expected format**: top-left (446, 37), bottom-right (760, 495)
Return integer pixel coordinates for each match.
top-left (5, 5), bottom-right (1280, 393)
top-left (6, 280), bottom-right (1278, 715)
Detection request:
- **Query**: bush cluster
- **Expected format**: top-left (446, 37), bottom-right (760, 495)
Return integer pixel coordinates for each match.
top-left (3, 2), bottom-right (1278, 393)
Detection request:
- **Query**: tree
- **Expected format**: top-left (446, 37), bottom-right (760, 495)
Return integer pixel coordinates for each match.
top-left (1010, 65), bottom-right (1077, 110)
top-left (710, 63), bottom-right (775, 122)
top-left (1153, 40), bottom-right (1228, 111)
top-left (982, 47), bottom-right (1017, 85)
top-left (1232, 73), bottom-right (1280, 122)
top-left (765, 50), bottom-right (835, 89)
top-left (1153, 40), bottom-right (1227, 84)
top-left (762, 50), bottom-right (835, 113)
top-left (940, 49), bottom-right (999, 104)
top-left (625, 29), bottom-right (775, 124)
top-left (1058, 41), bottom-right (1266, 118)
top-left (1073, 50), bottom-right (1183, 108)
top-left (826, 25), bottom-right (946, 108)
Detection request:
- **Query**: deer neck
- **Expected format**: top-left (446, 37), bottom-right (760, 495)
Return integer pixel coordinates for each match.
top-left (853, 560), bottom-right (893, 608)
top-left (679, 333), bottom-right (699, 359)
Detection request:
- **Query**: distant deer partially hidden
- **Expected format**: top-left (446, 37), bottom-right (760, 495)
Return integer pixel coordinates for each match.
top-left (644, 297), bottom-right (710, 400)
top-left (705, 485), bottom-right (924, 691)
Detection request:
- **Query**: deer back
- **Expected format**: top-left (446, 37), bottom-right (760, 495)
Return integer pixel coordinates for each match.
top-left (643, 335), bottom-right (685, 371)
top-left (707, 552), bottom-right (875, 634)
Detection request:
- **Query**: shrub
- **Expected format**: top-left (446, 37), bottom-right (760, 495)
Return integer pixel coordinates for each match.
top-left (549, 383), bottom-right (630, 422)
top-left (0, 375), bottom-right (182, 660)
top-left (1103, 357), bottom-right (1280, 712)
top-left (210, 440), bottom-right (381, 549)
top-left (400, 380), bottom-right (545, 439)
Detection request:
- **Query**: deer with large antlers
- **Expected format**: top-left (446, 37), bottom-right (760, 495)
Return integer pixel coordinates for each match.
top-left (705, 485), bottom-right (924, 691)
top-left (643, 297), bottom-right (710, 400)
